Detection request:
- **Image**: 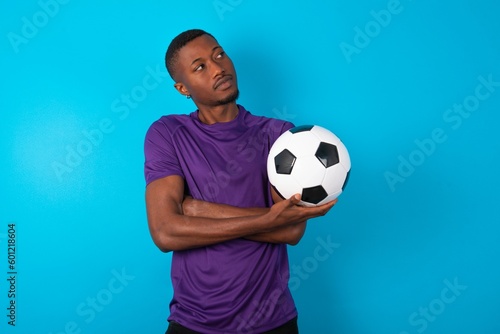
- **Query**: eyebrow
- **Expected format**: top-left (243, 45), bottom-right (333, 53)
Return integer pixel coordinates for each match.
top-left (190, 46), bottom-right (222, 66)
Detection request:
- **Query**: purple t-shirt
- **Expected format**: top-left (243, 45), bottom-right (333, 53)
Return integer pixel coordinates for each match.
top-left (144, 105), bottom-right (296, 333)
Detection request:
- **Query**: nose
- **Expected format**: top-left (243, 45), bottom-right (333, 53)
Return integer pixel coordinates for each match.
top-left (211, 61), bottom-right (225, 78)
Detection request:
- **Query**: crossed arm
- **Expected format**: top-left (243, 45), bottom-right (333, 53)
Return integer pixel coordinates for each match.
top-left (181, 195), bottom-right (308, 245)
top-left (145, 175), bottom-right (336, 252)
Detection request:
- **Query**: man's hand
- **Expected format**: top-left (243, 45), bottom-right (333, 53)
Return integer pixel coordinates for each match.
top-left (266, 194), bottom-right (337, 228)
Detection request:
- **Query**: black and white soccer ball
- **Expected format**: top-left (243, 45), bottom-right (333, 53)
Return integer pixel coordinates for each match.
top-left (267, 125), bottom-right (351, 207)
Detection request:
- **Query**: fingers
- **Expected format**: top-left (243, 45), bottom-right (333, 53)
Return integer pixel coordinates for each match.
top-left (288, 195), bottom-right (338, 208)
top-left (303, 197), bottom-right (338, 218)
top-left (324, 198), bottom-right (338, 208)
top-left (289, 193), bottom-right (301, 206)
top-left (282, 194), bottom-right (337, 220)
top-left (319, 198), bottom-right (337, 212)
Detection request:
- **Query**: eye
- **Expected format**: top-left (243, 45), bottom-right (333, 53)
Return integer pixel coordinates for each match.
top-left (216, 51), bottom-right (225, 59)
top-left (194, 64), bottom-right (205, 72)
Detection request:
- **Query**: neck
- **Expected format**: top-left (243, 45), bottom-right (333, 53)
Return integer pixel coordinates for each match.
top-left (197, 102), bottom-right (239, 125)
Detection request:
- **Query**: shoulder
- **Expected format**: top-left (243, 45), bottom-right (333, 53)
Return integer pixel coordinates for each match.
top-left (148, 113), bottom-right (191, 131)
top-left (240, 106), bottom-right (294, 137)
top-left (145, 114), bottom-right (192, 140)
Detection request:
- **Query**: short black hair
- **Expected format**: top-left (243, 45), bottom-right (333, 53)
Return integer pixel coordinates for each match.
top-left (165, 29), bottom-right (215, 80)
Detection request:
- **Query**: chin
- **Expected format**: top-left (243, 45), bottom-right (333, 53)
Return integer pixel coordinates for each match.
top-left (215, 89), bottom-right (240, 106)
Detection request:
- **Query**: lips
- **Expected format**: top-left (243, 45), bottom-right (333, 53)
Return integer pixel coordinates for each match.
top-left (213, 75), bottom-right (233, 90)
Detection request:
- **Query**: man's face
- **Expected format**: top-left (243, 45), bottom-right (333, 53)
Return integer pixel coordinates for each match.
top-left (174, 34), bottom-right (239, 107)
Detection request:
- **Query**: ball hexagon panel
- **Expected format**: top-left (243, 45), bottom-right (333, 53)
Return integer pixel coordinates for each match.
top-left (338, 144), bottom-right (351, 171)
top-left (316, 190), bottom-right (343, 206)
top-left (285, 131), bottom-right (320, 158)
top-left (310, 125), bottom-right (342, 144)
top-left (290, 155), bottom-right (325, 188)
top-left (269, 171), bottom-right (303, 200)
top-left (322, 164), bottom-right (349, 198)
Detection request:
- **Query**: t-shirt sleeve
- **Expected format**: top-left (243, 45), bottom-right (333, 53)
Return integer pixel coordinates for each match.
top-left (143, 119), bottom-right (184, 186)
top-left (281, 121), bottom-right (295, 134)
top-left (272, 120), bottom-right (295, 142)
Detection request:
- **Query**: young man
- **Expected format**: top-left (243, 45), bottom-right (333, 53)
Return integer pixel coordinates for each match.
top-left (144, 29), bottom-right (336, 334)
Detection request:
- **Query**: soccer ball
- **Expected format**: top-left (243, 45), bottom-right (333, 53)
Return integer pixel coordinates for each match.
top-left (267, 125), bottom-right (351, 207)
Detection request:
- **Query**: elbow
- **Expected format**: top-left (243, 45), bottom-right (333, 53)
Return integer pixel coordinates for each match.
top-left (287, 235), bottom-right (302, 246)
top-left (287, 222), bottom-right (307, 246)
top-left (286, 228), bottom-right (303, 246)
top-left (156, 241), bottom-right (173, 253)
top-left (153, 225), bottom-right (192, 252)
top-left (149, 219), bottom-right (183, 252)
top-left (153, 234), bottom-right (183, 253)
top-left (151, 234), bottom-right (174, 253)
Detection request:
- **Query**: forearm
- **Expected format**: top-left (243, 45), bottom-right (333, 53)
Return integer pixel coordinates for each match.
top-left (182, 196), bottom-right (267, 218)
top-left (183, 197), bottom-right (306, 245)
top-left (156, 212), bottom-right (275, 251)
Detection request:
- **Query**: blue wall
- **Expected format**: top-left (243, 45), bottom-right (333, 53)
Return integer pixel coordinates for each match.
top-left (1, 0), bottom-right (499, 333)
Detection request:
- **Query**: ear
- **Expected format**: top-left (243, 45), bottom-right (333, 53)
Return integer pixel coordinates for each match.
top-left (174, 82), bottom-right (190, 97)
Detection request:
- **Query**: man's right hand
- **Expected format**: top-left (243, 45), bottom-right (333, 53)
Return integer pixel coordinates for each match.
top-left (266, 193), bottom-right (337, 228)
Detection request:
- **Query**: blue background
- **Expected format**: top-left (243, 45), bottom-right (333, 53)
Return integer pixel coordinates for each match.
top-left (1, 0), bottom-right (499, 333)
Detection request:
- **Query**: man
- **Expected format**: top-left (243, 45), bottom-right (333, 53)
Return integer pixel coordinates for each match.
top-left (144, 29), bottom-right (336, 334)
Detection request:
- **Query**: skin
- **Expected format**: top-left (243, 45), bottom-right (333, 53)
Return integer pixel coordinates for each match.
top-left (146, 34), bottom-right (336, 252)
top-left (172, 34), bottom-right (240, 124)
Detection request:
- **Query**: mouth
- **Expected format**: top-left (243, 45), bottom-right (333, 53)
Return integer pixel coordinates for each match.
top-left (213, 75), bottom-right (233, 90)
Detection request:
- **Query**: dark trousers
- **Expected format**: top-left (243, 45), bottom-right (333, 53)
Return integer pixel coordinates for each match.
top-left (165, 316), bottom-right (299, 334)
